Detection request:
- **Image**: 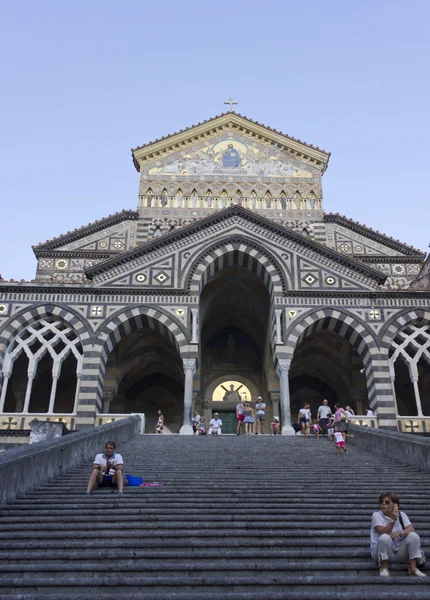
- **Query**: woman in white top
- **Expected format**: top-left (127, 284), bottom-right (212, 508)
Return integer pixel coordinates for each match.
top-left (370, 491), bottom-right (426, 577)
top-left (297, 403), bottom-right (311, 437)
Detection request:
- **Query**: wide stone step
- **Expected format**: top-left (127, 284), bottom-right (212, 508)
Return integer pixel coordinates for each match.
top-left (0, 573), bottom-right (429, 594)
top-left (0, 590), bottom-right (429, 600)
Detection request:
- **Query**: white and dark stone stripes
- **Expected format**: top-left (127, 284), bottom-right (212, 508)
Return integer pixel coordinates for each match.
top-left (76, 307), bottom-right (188, 422)
top-left (187, 240), bottom-right (285, 296)
top-left (283, 308), bottom-right (397, 428)
top-left (380, 309), bottom-right (430, 350)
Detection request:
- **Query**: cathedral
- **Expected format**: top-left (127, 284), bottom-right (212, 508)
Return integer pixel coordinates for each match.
top-left (0, 112), bottom-right (429, 435)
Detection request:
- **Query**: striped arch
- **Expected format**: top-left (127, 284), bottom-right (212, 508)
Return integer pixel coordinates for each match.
top-left (78, 306), bottom-right (188, 420)
top-left (186, 237), bottom-right (287, 296)
top-left (0, 303), bottom-right (92, 367)
top-left (380, 309), bottom-right (430, 350)
top-left (283, 308), bottom-right (397, 428)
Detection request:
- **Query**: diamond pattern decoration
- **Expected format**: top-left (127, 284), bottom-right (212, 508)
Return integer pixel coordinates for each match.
top-left (302, 272), bottom-right (318, 286)
top-left (112, 240), bottom-right (124, 249)
top-left (338, 243), bottom-right (352, 253)
top-left (40, 260), bottom-right (53, 269)
top-left (154, 271), bottom-right (170, 284)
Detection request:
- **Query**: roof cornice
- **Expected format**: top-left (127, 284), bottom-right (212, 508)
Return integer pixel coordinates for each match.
top-left (132, 112), bottom-right (330, 173)
top-left (1, 283), bottom-right (430, 300)
top-left (324, 213), bottom-right (425, 257)
top-left (33, 210), bottom-right (138, 254)
top-left (85, 205), bottom-right (386, 284)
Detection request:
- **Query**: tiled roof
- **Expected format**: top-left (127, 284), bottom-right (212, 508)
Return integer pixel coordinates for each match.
top-left (131, 112), bottom-right (330, 156)
top-left (32, 209), bottom-right (138, 252)
top-left (324, 213), bottom-right (425, 257)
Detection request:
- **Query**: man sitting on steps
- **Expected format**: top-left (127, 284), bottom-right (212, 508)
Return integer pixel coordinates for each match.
top-left (208, 413), bottom-right (222, 435)
top-left (85, 441), bottom-right (125, 495)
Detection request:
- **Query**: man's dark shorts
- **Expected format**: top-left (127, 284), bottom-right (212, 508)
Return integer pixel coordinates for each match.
top-left (97, 475), bottom-right (117, 488)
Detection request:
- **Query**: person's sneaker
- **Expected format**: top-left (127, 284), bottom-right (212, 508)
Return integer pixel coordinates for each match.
top-left (409, 568), bottom-right (427, 577)
top-left (379, 568), bottom-right (390, 577)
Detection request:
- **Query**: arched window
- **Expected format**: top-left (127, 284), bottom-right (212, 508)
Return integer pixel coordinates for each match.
top-left (0, 318), bottom-right (83, 414)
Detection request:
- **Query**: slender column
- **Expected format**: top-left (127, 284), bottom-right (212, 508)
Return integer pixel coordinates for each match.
top-left (275, 310), bottom-right (282, 344)
top-left (191, 309), bottom-right (199, 344)
top-left (23, 374), bottom-right (34, 413)
top-left (48, 375), bottom-right (60, 414)
top-left (102, 391), bottom-right (114, 414)
top-left (269, 392), bottom-right (280, 421)
top-left (410, 363), bottom-right (423, 417)
top-left (0, 375), bottom-right (10, 412)
top-left (73, 375), bottom-right (81, 414)
top-left (276, 359), bottom-right (295, 435)
top-left (180, 358), bottom-right (196, 435)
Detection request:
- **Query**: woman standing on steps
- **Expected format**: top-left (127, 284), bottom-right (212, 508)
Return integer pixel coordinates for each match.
top-left (297, 403), bottom-right (311, 437)
top-left (370, 492), bottom-right (427, 578)
top-left (242, 402), bottom-right (255, 436)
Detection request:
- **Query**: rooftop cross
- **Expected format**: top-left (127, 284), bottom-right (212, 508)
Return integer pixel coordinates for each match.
top-left (224, 97), bottom-right (238, 112)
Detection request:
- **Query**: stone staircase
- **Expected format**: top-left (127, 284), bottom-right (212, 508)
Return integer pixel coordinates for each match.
top-left (0, 434), bottom-right (430, 599)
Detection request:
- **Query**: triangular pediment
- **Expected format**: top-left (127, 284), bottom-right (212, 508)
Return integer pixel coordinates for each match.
top-left (87, 206), bottom-right (385, 292)
top-left (132, 113), bottom-right (330, 175)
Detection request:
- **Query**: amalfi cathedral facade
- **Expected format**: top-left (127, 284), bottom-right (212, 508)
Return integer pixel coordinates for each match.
top-left (0, 112), bottom-right (429, 436)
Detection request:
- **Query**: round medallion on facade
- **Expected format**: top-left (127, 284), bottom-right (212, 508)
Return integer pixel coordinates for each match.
top-left (325, 276), bottom-right (336, 285)
top-left (393, 264), bottom-right (405, 274)
top-left (288, 310), bottom-right (297, 317)
top-left (0, 304), bottom-right (7, 314)
top-left (176, 308), bottom-right (185, 317)
top-left (354, 245), bottom-right (363, 252)
top-left (136, 273), bottom-right (146, 283)
top-left (90, 306), bottom-right (103, 317)
top-left (55, 259), bottom-right (68, 270)
top-left (99, 241), bottom-right (108, 248)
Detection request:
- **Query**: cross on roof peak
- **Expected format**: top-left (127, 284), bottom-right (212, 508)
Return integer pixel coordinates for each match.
top-left (224, 97), bottom-right (238, 112)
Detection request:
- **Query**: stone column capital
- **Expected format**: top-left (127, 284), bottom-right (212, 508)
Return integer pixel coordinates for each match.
top-left (276, 359), bottom-right (291, 378)
top-left (183, 358), bottom-right (197, 375)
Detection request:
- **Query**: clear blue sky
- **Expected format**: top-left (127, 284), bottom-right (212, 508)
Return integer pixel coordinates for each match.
top-left (0, 1), bottom-right (428, 280)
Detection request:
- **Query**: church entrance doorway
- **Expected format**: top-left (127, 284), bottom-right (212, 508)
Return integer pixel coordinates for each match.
top-left (198, 263), bottom-right (273, 421)
top-left (215, 410), bottom-right (237, 434)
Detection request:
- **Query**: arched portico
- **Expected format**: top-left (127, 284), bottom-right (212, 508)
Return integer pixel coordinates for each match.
top-left (85, 306), bottom-right (191, 431)
top-left (191, 240), bottom-right (280, 429)
top-left (276, 308), bottom-right (397, 432)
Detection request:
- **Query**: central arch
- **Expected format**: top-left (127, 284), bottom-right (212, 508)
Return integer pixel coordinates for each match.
top-left (185, 236), bottom-right (288, 296)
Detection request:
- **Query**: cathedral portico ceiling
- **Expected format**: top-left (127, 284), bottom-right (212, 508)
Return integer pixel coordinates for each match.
top-left (132, 112), bottom-right (330, 174)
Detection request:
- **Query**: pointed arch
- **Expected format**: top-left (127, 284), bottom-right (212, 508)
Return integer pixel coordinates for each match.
top-left (282, 308), bottom-right (393, 422)
top-left (185, 236), bottom-right (288, 296)
top-left (85, 306), bottom-right (189, 414)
